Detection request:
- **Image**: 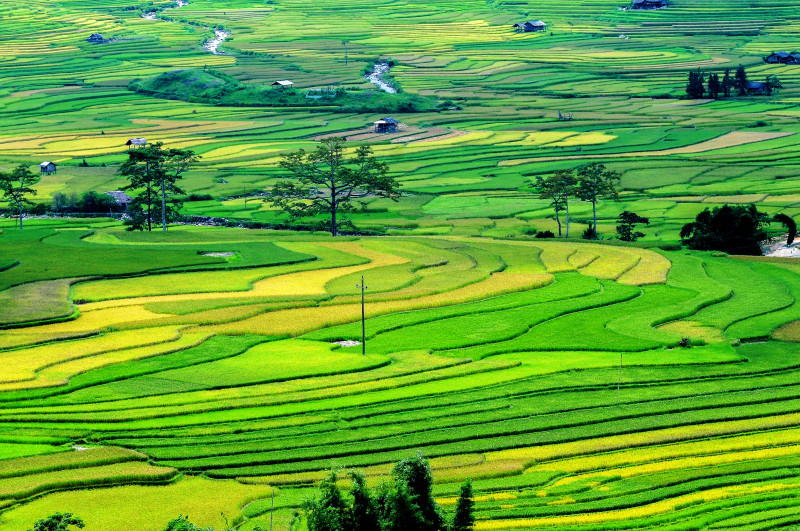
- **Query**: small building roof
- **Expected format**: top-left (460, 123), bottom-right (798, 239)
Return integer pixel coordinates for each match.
top-left (39, 161), bottom-right (55, 167)
top-left (380, 117), bottom-right (399, 124)
top-left (771, 51), bottom-right (791, 58)
top-left (106, 191), bottom-right (132, 204)
top-left (126, 138), bottom-right (147, 146)
top-left (748, 81), bottom-right (765, 89)
top-left (272, 80), bottom-right (294, 87)
top-left (528, 20), bottom-right (547, 26)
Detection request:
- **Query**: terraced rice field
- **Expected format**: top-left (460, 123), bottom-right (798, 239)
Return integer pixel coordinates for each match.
top-left (5, 0), bottom-right (800, 238)
top-left (2, 222), bottom-right (800, 529)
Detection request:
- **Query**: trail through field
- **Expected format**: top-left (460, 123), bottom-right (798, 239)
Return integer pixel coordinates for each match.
top-left (500, 131), bottom-right (795, 166)
top-left (764, 238), bottom-right (800, 257)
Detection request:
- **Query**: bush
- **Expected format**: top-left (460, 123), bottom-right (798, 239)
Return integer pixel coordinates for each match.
top-left (680, 204), bottom-right (768, 255)
top-left (535, 230), bottom-right (555, 239)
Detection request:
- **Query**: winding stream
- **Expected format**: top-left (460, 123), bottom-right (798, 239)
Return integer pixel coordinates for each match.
top-left (366, 62), bottom-right (397, 93)
top-left (203, 29), bottom-right (230, 55)
top-left (141, 0), bottom-right (229, 55)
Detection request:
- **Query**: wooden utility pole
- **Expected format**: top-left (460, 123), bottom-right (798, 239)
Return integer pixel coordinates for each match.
top-left (357, 275), bottom-right (367, 355)
top-left (270, 488), bottom-right (274, 531)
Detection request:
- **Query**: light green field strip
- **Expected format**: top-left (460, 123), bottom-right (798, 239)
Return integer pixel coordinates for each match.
top-left (499, 131), bottom-right (796, 166)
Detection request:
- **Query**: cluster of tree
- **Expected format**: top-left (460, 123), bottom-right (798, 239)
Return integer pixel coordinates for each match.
top-left (305, 454), bottom-right (474, 531)
top-left (532, 162), bottom-right (620, 239)
top-left (51, 191), bottom-right (124, 214)
top-left (119, 142), bottom-right (198, 231)
top-left (28, 512), bottom-right (84, 531)
top-left (681, 204), bottom-right (775, 255)
top-left (267, 137), bottom-right (400, 236)
top-left (686, 65), bottom-right (781, 99)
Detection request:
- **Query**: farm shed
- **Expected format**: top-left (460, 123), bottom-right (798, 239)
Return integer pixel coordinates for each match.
top-left (374, 117), bottom-right (399, 133)
top-left (87, 33), bottom-right (104, 43)
top-left (513, 21), bottom-right (547, 32)
top-left (631, 0), bottom-right (667, 9)
top-left (272, 80), bottom-right (294, 88)
top-left (748, 81), bottom-right (767, 95)
top-left (106, 191), bottom-right (132, 210)
top-left (39, 161), bottom-right (56, 175)
top-left (126, 138), bottom-right (147, 149)
top-left (765, 52), bottom-right (799, 64)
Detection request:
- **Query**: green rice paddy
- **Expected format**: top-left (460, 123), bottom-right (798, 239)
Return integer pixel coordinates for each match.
top-left (3, 0), bottom-right (800, 528)
top-left (1, 222), bottom-right (800, 529)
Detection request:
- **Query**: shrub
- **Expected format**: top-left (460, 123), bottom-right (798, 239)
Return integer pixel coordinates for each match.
top-left (535, 230), bottom-right (555, 239)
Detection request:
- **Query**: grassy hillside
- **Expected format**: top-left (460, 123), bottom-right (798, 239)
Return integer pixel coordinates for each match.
top-left (1, 221), bottom-right (800, 528)
top-left (129, 68), bottom-right (442, 112)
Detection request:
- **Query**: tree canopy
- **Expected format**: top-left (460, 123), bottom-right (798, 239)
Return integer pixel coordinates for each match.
top-left (267, 137), bottom-right (399, 236)
top-left (0, 163), bottom-right (38, 230)
top-left (616, 211), bottom-right (650, 242)
top-left (28, 513), bottom-right (84, 531)
top-left (680, 204), bottom-right (769, 255)
top-left (534, 170), bottom-right (576, 237)
top-left (575, 162), bottom-right (620, 238)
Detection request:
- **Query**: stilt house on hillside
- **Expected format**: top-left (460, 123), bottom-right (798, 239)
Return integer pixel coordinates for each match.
top-left (39, 162), bottom-right (57, 175)
top-left (631, 0), bottom-right (667, 9)
top-left (106, 191), bottom-right (132, 211)
top-left (87, 33), bottom-right (104, 43)
top-left (513, 21), bottom-right (547, 32)
top-left (374, 117), bottom-right (399, 133)
top-left (126, 138), bottom-right (147, 149)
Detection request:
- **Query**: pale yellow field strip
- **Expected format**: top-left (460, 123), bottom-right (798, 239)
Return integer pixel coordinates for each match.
top-left (79, 242), bottom-right (408, 311)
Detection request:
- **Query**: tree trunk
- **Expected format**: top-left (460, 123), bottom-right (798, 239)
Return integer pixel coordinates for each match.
top-left (592, 199), bottom-right (597, 238)
top-left (147, 184), bottom-right (152, 231)
top-left (565, 195), bottom-right (570, 238)
top-left (18, 203), bottom-right (23, 231)
top-left (555, 206), bottom-right (562, 237)
top-left (161, 179), bottom-right (167, 231)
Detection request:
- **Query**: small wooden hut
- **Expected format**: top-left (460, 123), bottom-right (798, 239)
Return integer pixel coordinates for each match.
top-left (513, 21), bottom-right (547, 32)
top-left (39, 161), bottom-right (57, 175)
top-left (374, 117), bottom-right (399, 133)
top-left (126, 138), bottom-right (147, 149)
top-left (271, 80), bottom-right (295, 89)
top-left (87, 33), bottom-right (104, 43)
top-left (105, 191), bottom-right (133, 211)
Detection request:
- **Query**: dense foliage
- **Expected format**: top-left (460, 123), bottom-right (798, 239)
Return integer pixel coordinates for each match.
top-left (680, 204), bottom-right (769, 255)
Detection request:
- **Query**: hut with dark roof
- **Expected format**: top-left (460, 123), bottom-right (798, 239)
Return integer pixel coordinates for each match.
top-left (87, 33), bottom-right (104, 43)
top-left (373, 117), bottom-right (399, 133)
top-left (631, 0), bottom-right (667, 9)
top-left (513, 21), bottom-right (547, 32)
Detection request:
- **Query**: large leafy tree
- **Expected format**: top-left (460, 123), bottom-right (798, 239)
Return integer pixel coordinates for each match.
top-left (392, 454), bottom-right (444, 531)
top-left (722, 68), bottom-right (733, 97)
top-left (735, 64), bottom-right (748, 96)
top-left (707, 73), bottom-right (722, 99)
top-left (28, 512), bottom-right (84, 531)
top-left (451, 480), bottom-right (475, 531)
top-left (350, 472), bottom-right (380, 531)
top-left (267, 137), bottom-right (399, 236)
top-left (616, 211), bottom-right (649, 242)
top-left (575, 162), bottom-right (620, 238)
top-left (774, 213), bottom-right (796, 245)
top-left (121, 143), bottom-right (197, 231)
top-left (305, 471), bottom-right (352, 531)
top-left (765, 74), bottom-right (782, 95)
top-left (0, 163), bottom-right (38, 230)
top-left (685, 70), bottom-right (705, 99)
top-left (534, 170), bottom-right (577, 237)
top-left (680, 204), bottom-right (769, 255)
